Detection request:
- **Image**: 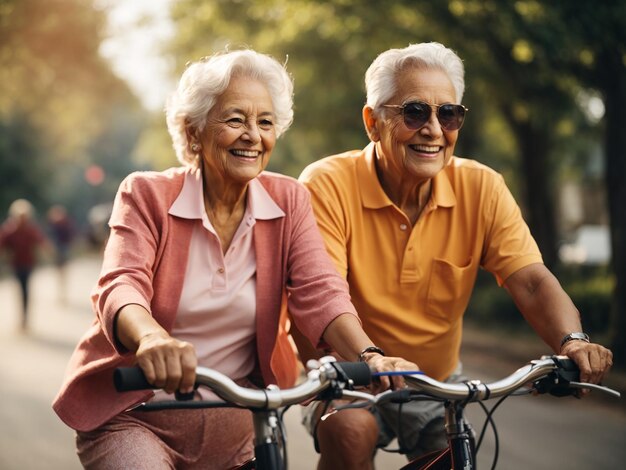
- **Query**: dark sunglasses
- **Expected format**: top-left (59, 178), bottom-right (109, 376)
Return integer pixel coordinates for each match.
top-left (383, 101), bottom-right (468, 131)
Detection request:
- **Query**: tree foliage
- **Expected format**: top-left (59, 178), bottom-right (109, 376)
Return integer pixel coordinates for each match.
top-left (165, 0), bottom-right (625, 364)
top-left (0, 0), bottom-right (147, 225)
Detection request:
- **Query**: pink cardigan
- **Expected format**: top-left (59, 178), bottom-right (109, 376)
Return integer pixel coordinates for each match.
top-left (53, 167), bottom-right (357, 432)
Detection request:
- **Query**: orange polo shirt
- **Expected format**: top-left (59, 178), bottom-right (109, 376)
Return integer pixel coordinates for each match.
top-left (299, 143), bottom-right (542, 380)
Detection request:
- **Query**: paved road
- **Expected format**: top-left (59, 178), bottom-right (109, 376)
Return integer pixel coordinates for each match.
top-left (0, 257), bottom-right (623, 469)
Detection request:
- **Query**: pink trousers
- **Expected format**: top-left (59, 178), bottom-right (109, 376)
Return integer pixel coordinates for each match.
top-left (76, 407), bottom-right (254, 469)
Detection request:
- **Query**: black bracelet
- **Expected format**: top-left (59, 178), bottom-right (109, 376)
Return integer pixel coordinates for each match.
top-left (358, 346), bottom-right (385, 362)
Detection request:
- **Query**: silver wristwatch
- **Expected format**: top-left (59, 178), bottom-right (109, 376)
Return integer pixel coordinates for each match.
top-left (560, 332), bottom-right (590, 348)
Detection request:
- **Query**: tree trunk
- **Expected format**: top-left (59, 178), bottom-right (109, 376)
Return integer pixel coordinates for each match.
top-left (601, 53), bottom-right (626, 367)
top-left (510, 120), bottom-right (559, 269)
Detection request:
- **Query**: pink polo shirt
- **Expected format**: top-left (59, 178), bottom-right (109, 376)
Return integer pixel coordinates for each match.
top-left (156, 170), bottom-right (285, 399)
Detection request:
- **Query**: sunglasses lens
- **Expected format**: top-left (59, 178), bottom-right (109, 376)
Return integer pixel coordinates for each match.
top-left (403, 102), bottom-right (431, 130)
top-left (438, 104), bottom-right (466, 130)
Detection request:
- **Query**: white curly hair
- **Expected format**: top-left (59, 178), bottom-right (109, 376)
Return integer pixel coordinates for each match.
top-left (165, 49), bottom-right (294, 168)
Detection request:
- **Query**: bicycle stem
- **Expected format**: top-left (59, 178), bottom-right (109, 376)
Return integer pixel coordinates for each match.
top-left (252, 410), bottom-right (284, 470)
top-left (445, 401), bottom-right (475, 470)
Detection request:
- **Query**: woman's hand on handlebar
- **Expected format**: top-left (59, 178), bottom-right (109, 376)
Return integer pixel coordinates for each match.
top-left (362, 353), bottom-right (419, 393)
top-left (114, 304), bottom-right (198, 395)
top-left (135, 331), bottom-right (198, 395)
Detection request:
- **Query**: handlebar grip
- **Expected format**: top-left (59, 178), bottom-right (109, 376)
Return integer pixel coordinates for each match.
top-left (552, 356), bottom-right (579, 376)
top-left (331, 361), bottom-right (372, 387)
top-left (114, 367), bottom-right (154, 392)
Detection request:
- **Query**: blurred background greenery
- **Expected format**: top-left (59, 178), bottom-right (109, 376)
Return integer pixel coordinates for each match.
top-left (0, 0), bottom-right (624, 366)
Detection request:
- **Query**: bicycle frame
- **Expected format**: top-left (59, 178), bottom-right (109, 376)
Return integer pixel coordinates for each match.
top-left (398, 400), bottom-right (475, 470)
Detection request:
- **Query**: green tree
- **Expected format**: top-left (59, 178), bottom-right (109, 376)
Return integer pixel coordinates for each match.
top-left (532, 0), bottom-right (626, 364)
top-left (0, 0), bottom-right (147, 223)
top-left (0, 114), bottom-right (51, 211)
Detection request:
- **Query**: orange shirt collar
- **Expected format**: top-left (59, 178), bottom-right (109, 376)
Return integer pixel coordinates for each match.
top-left (358, 142), bottom-right (457, 210)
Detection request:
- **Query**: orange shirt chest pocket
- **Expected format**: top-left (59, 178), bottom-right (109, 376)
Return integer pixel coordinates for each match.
top-left (425, 256), bottom-right (478, 323)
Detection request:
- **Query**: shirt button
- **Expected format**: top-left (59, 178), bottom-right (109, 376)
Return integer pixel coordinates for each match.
top-left (217, 267), bottom-right (225, 274)
top-left (400, 224), bottom-right (408, 231)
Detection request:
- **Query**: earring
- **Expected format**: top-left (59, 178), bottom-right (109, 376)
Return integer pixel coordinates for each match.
top-left (191, 143), bottom-right (200, 153)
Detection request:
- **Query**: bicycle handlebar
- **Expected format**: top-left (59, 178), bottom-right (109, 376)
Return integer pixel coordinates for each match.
top-left (115, 355), bottom-right (619, 411)
top-left (114, 357), bottom-right (372, 410)
top-left (388, 355), bottom-right (620, 403)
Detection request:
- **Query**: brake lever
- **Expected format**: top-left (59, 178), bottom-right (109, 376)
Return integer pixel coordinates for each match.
top-left (569, 382), bottom-right (621, 398)
top-left (533, 356), bottom-right (621, 399)
top-left (533, 356), bottom-right (580, 397)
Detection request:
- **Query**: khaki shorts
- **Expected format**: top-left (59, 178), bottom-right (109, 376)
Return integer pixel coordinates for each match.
top-left (301, 364), bottom-right (466, 461)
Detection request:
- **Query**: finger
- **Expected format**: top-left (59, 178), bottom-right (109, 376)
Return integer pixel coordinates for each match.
top-left (391, 373), bottom-right (405, 390)
top-left (386, 360), bottom-right (402, 389)
top-left (363, 355), bottom-right (388, 391)
top-left (164, 352), bottom-right (183, 394)
top-left (138, 357), bottom-right (156, 386)
top-left (369, 374), bottom-right (382, 393)
top-left (179, 343), bottom-right (197, 393)
top-left (588, 347), bottom-right (603, 385)
top-left (376, 375), bottom-right (390, 392)
top-left (596, 347), bottom-right (613, 384)
top-left (136, 334), bottom-right (170, 388)
top-left (138, 350), bottom-right (167, 388)
top-left (151, 353), bottom-right (168, 389)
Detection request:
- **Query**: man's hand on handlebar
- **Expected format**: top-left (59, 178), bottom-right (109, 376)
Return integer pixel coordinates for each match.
top-left (560, 341), bottom-right (613, 394)
top-left (135, 331), bottom-right (198, 395)
top-left (361, 353), bottom-right (419, 393)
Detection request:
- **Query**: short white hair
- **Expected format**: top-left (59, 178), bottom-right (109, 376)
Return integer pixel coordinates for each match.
top-left (365, 42), bottom-right (465, 111)
top-left (165, 49), bottom-right (294, 168)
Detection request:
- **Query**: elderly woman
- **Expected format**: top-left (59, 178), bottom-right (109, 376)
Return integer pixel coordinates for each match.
top-left (53, 49), bottom-right (415, 469)
top-left (295, 42), bottom-right (614, 469)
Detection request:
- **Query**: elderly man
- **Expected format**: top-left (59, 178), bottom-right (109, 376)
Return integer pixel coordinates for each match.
top-left (295, 42), bottom-right (613, 470)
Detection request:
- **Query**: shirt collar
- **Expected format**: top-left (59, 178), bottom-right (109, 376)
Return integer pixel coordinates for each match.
top-left (169, 168), bottom-right (285, 221)
top-left (357, 142), bottom-right (456, 210)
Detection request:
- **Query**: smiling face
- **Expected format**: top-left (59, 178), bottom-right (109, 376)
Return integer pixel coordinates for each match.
top-left (195, 75), bottom-right (276, 185)
top-left (365, 66), bottom-right (459, 186)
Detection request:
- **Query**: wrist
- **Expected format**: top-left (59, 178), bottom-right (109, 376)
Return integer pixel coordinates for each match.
top-left (560, 332), bottom-right (590, 350)
top-left (358, 345), bottom-right (385, 362)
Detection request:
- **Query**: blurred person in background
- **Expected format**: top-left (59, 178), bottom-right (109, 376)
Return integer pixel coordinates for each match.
top-left (294, 42), bottom-right (614, 469)
top-left (47, 204), bottom-right (77, 304)
top-left (0, 198), bottom-right (48, 331)
top-left (53, 48), bottom-right (416, 470)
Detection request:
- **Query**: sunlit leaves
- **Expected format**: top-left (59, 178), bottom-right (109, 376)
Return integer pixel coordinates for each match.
top-left (0, 0), bottom-right (145, 217)
top-left (514, 1), bottom-right (544, 21)
top-left (578, 49), bottom-right (594, 67)
top-left (512, 39), bottom-right (534, 63)
top-left (448, 0), bottom-right (485, 17)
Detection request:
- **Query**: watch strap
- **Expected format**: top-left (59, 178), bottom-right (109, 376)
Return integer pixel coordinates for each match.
top-left (358, 346), bottom-right (385, 362)
top-left (560, 332), bottom-right (590, 348)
